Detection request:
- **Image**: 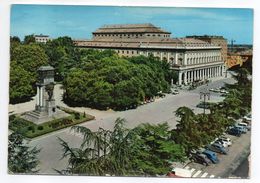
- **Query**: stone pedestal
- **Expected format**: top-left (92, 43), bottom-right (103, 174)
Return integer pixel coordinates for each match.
top-left (46, 99), bottom-right (56, 117)
top-left (21, 66), bottom-right (69, 124)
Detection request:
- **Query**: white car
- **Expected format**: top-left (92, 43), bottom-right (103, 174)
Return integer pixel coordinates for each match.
top-left (243, 114), bottom-right (252, 123)
top-left (237, 122), bottom-right (251, 131)
top-left (214, 139), bottom-right (229, 147)
top-left (218, 137), bottom-right (232, 146)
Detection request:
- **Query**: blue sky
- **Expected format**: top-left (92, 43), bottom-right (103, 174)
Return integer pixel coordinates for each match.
top-left (11, 5), bottom-right (254, 44)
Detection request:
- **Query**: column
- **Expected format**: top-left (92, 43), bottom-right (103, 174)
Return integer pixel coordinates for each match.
top-left (39, 87), bottom-right (42, 107)
top-left (191, 71), bottom-right (194, 82)
top-left (175, 53), bottom-right (178, 65)
top-left (184, 71), bottom-right (187, 85)
top-left (178, 72), bottom-right (182, 85)
top-left (36, 86), bottom-right (39, 106)
top-left (160, 52), bottom-right (163, 60)
top-left (184, 53), bottom-right (187, 65)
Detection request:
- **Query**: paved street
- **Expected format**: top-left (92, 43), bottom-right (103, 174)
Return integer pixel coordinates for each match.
top-left (9, 76), bottom-right (237, 174)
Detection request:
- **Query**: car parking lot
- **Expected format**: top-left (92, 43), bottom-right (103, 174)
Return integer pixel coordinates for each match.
top-left (183, 128), bottom-right (251, 178)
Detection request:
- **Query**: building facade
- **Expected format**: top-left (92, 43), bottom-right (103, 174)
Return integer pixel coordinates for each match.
top-left (34, 34), bottom-right (50, 43)
top-left (74, 24), bottom-right (225, 85)
top-left (186, 35), bottom-right (228, 63)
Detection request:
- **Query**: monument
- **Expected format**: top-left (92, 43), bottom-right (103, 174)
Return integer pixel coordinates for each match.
top-left (21, 66), bottom-right (69, 124)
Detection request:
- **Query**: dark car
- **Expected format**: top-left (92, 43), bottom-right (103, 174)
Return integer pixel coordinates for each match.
top-left (202, 150), bottom-right (219, 164)
top-left (192, 153), bottom-right (211, 166)
top-left (228, 127), bottom-right (242, 137)
top-left (196, 102), bottom-right (216, 109)
top-left (206, 143), bottom-right (228, 155)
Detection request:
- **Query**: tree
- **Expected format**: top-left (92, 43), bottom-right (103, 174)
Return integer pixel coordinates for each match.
top-left (63, 53), bottom-right (170, 110)
top-left (9, 62), bottom-right (35, 103)
top-left (24, 35), bottom-right (35, 44)
top-left (43, 36), bottom-right (80, 81)
top-left (58, 118), bottom-right (140, 176)
top-left (132, 123), bottom-right (186, 176)
top-left (10, 36), bottom-right (21, 44)
top-left (10, 43), bottom-right (48, 103)
top-left (8, 133), bottom-right (40, 173)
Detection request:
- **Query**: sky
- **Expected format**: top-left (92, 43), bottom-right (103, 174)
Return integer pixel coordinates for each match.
top-left (10, 5), bottom-right (254, 44)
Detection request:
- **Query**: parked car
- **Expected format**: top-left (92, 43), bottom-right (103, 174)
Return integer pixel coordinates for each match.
top-left (237, 122), bottom-right (251, 131)
top-left (196, 102), bottom-right (215, 109)
top-left (234, 125), bottom-right (247, 133)
top-left (220, 89), bottom-right (229, 94)
top-left (202, 150), bottom-right (219, 164)
top-left (172, 89), bottom-right (179, 95)
top-left (192, 153), bottom-right (212, 166)
top-left (243, 114), bottom-right (252, 123)
top-left (214, 139), bottom-right (229, 148)
top-left (218, 137), bottom-right (232, 146)
top-left (167, 167), bottom-right (192, 178)
top-left (206, 143), bottom-right (228, 155)
top-left (227, 127), bottom-right (242, 137)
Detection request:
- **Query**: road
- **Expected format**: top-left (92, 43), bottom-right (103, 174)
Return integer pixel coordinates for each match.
top-left (9, 76), bottom-right (236, 174)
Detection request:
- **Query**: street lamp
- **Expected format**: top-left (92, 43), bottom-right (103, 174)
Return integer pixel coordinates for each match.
top-left (200, 91), bottom-right (210, 115)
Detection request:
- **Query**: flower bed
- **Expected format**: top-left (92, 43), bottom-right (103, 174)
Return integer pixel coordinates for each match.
top-left (9, 108), bottom-right (95, 139)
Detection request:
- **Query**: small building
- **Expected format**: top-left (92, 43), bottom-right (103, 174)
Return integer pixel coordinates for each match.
top-left (34, 34), bottom-right (50, 43)
top-left (74, 24), bottom-right (225, 85)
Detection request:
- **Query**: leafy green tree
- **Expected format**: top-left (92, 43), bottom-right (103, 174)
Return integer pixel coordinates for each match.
top-left (10, 43), bottom-right (48, 103)
top-left (10, 36), bottom-right (21, 44)
top-left (132, 123), bottom-right (186, 176)
top-left (43, 36), bottom-right (80, 81)
top-left (11, 43), bottom-right (48, 74)
top-left (9, 62), bottom-right (35, 103)
top-left (8, 133), bottom-right (40, 173)
top-left (63, 53), bottom-right (170, 110)
top-left (24, 35), bottom-right (35, 44)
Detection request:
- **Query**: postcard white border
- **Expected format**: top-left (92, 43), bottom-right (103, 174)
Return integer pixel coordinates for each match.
top-left (1, 1), bottom-right (259, 183)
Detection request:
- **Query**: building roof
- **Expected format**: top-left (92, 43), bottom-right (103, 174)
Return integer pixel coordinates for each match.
top-left (93, 23), bottom-right (171, 34)
top-left (38, 66), bottom-right (54, 71)
top-left (35, 34), bottom-right (49, 38)
top-left (74, 37), bottom-right (220, 50)
top-left (186, 35), bottom-right (226, 40)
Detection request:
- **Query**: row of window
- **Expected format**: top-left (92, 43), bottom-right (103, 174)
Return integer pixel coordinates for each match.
top-left (187, 51), bottom-right (221, 57)
top-left (36, 38), bottom-right (48, 42)
top-left (94, 33), bottom-right (170, 38)
top-left (117, 50), bottom-right (139, 55)
top-left (187, 56), bottom-right (221, 65)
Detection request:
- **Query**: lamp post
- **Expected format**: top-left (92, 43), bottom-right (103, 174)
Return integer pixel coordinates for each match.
top-left (200, 91), bottom-right (210, 115)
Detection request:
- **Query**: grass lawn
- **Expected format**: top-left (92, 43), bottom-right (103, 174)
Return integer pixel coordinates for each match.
top-left (9, 106), bottom-right (95, 139)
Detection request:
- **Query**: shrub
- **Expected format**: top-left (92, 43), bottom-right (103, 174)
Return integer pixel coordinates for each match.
top-left (74, 112), bottom-right (80, 120)
top-left (38, 126), bottom-right (44, 130)
top-left (28, 126), bottom-right (34, 131)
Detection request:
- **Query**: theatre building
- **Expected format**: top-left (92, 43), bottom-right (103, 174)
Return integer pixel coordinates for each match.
top-left (74, 23), bottom-right (225, 85)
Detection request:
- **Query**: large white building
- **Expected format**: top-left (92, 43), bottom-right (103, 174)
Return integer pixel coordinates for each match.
top-left (74, 24), bottom-right (225, 85)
